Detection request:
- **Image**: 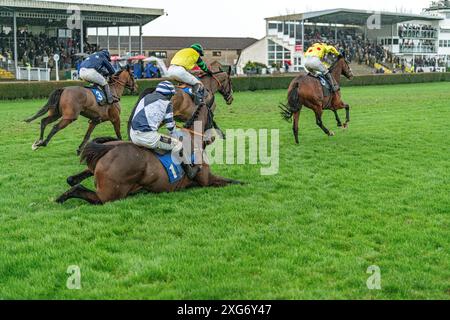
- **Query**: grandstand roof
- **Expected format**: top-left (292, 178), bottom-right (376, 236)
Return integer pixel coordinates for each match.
top-left (266, 8), bottom-right (443, 25)
top-left (90, 36), bottom-right (259, 51)
top-left (0, 0), bottom-right (164, 27)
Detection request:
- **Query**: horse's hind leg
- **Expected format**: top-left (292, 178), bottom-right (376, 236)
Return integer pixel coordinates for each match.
top-left (315, 109), bottom-right (334, 137)
top-left (32, 112), bottom-right (61, 150)
top-left (37, 118), bottom-right (74, 148)
top-left (67, 169), bottom-right (93, 187)
top-left (293, 109), bottom-right (302, 144)
top-left (56, 184), bottom-right (102, 205)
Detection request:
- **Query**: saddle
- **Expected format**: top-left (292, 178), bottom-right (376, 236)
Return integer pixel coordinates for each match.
top-left (84, 84), bottom-right (107, 106)
top-left (308, 73), bottom-right (332, 97)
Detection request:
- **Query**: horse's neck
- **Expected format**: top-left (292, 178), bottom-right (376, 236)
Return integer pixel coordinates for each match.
top-left (331, 64), bottom-right (343, 84)
top-left (187, 107), bottom-right (208, 136)
top-left (111, 76), bottom-right (126, 97)
top-left (202, 75), bottom-right (221, 93)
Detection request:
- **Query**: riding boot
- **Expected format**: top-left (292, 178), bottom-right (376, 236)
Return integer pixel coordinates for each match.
top-left (181, 163), bottom-right (200, 180)
top-left (177, 147), bottom-right (200, 180)
top-left (193, 83), bottom-right (205, 106)
top-left (103, 84), bottom-right (114, 104)
top-left (325, 71), bottom-right (339, 92)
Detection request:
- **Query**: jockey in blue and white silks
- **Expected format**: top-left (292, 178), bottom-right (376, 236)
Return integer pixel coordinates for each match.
top-left (130, 81), bottom-right (200, 179)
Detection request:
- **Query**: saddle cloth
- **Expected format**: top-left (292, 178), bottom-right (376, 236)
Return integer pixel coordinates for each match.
top-left (155, 152), bottom-right (196, 184)
top-left (308, 73), bottom-right (332, 97)
top-left (156, 152), bottom-right (185, 184)
top-left (177, 85), bottom-right (194, 98)
top-left (85, 85), bottom-right (107, 105)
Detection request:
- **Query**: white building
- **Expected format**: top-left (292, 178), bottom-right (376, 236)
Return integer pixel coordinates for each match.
top-left (237, 3), bottom-right (450, 75)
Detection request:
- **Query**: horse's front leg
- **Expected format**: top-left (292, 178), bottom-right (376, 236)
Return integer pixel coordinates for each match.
top-left (195, 166), bottom-right (243, 187)
top-left (315, 109), bottom-right (334, 137)
top-left (77, 119), bottom-right (100, 155)
top-left (208, 175), bottom-right (244, 187)
top-left (333, 109), bottom-right (343, 128)
top-left (67, 169), bottom-right (94, 187)
top-left (343, 104), bottom-right (350, 128)
top-left (109, 107), bottom-right (122, 140)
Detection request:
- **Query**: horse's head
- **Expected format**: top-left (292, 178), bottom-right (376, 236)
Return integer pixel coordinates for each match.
top-left (338, 55), bottom-right (354, 80)
top-left (117, 65), bottom-right (138, 93)
top-left (213, 67), bottom-right (234, 105)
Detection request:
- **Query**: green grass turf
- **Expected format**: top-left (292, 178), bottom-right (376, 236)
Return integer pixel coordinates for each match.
top-left (0, 82), bottom-right (448, 299)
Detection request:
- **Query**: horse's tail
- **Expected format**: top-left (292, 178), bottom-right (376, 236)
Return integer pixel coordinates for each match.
top-left (127, 87), bottom-right (155, 140)
top-left (24, 88), bottom-right (64, 123)
top-left (80, 137), bottom-right (120, 171)
top-left (279, 81), bottom-right (301, 122)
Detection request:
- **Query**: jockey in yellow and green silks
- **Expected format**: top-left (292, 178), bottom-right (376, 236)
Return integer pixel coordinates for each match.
top-left (167, 44), bottom-right (213, 105)
top-left (304, 43), bottom-right (341, 92)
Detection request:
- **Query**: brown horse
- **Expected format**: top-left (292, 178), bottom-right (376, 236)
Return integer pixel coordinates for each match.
top-left (56, 99), bottom-right (241, 205)
top-left (171, 68), bottom-right (234, 136)
top-left (25, 67), bottom-right (138, 154)
top-left (280, 56), bottom-right (354, 144)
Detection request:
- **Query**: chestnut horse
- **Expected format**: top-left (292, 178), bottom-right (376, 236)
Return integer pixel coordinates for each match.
top-left (56, 99), bottom-right (241, 205)
top-left (25, 67), bottom-right (138, 154)
top-left (280, 56), bottom-right (353, 144)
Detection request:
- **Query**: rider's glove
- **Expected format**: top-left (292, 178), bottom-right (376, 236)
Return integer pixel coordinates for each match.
top-left (171, 129), bottom-right (184, 141)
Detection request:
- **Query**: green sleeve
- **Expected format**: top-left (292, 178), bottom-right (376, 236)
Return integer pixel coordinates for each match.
top-left (197, 58), bottom-right (210, 73)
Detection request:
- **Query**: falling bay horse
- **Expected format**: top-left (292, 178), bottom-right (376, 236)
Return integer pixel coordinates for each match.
top-left (56, 99), bottom-right (241, 205)
top-left (25, 67), bottom-right (138, 154)
top-left (280, 55), bottom-right (354, 144)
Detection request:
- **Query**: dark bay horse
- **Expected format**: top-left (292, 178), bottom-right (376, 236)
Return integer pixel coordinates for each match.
top-left (25, 67), bottom-right (137, 154)
top-left (56, 99), bottom-right (241, 205)
top-left (280, 56), bottom-right (353, 144)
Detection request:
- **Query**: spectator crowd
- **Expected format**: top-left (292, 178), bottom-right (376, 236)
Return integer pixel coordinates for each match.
top-left (0, 29), bottom-right (97, 71)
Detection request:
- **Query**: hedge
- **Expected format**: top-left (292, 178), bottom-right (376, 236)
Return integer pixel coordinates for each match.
top-left (0, 73), bottom-right (449, 100)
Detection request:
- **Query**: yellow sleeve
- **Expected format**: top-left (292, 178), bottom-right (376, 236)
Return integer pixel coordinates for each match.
top-left (326, 46), bottom-right (340, 56)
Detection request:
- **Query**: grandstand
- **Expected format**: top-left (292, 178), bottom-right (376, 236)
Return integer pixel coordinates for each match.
top-left (0, 0), bottom-right (164, 79)
top-left (237, 5), bottom-right (450, 75)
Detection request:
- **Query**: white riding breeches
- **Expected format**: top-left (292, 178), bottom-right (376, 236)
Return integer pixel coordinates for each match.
top-left (79, 68), bottom-right (107, 86)
top-left (167, 65), bottom-right (201, 86)
top-left (130, 129), bottom-right (183, 154)
top-left (304, 56), bottom-right (328, 74)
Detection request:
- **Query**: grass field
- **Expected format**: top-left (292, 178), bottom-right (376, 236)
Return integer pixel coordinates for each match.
top-left (0, 82), bottom-right (449, 299)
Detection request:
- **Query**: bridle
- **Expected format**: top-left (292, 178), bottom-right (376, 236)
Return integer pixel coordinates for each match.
top-left (329, 56), bottom-right (353, 78)
top-left (110, 70), bottom-right (136, 91)
top-left (208, 71), bottom-right (233, 103)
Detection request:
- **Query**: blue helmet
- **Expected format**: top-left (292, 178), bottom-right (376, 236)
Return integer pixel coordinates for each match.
top-left (100, 49), bottom-right (111, 61)
top-left (156, 81), bottom-right (176, 96)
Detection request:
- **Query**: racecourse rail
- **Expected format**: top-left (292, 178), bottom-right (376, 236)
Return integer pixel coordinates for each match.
top-left (0, 73), bottom-right (449, 100)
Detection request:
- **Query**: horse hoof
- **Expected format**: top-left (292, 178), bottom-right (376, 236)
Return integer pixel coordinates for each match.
top-left (32, 140), bottom-right (43, 151)
top-left (329, 131), bottom-right (335, 137)
top-left (67, 177), bottom-right (76, 187)
top-left (55, 195), bottom-right (66, 204)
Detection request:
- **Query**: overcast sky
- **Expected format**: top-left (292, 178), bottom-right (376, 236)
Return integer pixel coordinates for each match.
top-left (45, 0), bottom-right (432, 38)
